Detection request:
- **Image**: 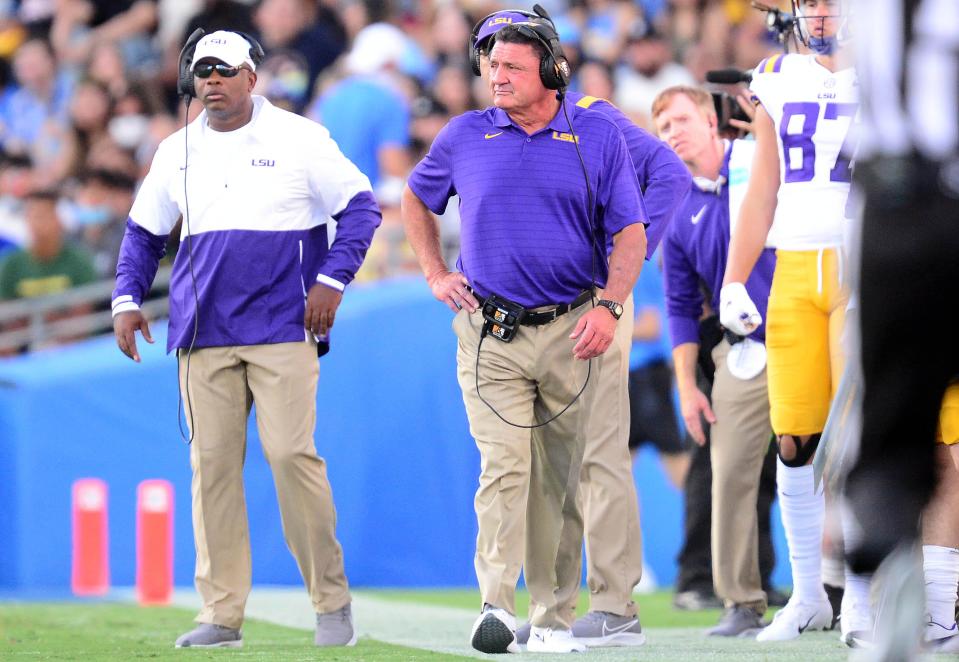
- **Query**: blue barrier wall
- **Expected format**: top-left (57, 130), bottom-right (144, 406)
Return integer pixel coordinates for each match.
top-left (0, 277), bottom-right (789, 592)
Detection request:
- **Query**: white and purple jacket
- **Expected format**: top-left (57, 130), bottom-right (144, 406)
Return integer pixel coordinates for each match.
top-left (112, 96), bottom-right (381, 353)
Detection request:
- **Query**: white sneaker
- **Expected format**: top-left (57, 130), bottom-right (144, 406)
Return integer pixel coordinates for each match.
top-left (526, 626), bottom-right (587, 653)
top-left (755, 598), bottom-right (834, 642)
top-left (470, 605), bottom-right (518, 654)
top-left (925, 616), bottom-right (958, 642)
top-left (839, 594), bottom-right (873, 648)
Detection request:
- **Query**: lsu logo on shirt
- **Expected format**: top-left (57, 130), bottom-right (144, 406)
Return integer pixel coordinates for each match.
top-left (551, 131), bottom-right (579, 144)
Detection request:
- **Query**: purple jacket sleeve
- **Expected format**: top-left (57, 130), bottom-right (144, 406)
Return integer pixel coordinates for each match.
top-left (112, 218), bottom-right (168, 306)
top-left (604, 102), bottom-right (691, 259)
top-left (633, 138), bottom-right (692, 258)
top-left (319, 190), bottom-right (382, 286)
top-left (662, 209), bottom-right (703, 348)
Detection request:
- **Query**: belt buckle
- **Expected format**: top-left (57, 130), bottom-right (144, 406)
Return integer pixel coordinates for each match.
top-left (547, 307), bottom-right (559, 322)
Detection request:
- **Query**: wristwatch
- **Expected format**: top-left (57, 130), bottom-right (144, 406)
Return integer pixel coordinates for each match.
top-left (597, 299), bottom-right (624, 320)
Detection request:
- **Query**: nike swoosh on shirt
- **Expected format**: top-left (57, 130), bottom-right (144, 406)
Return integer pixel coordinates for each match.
top-left (485, 132), bottom-right (504, 139)
top-left (691, 205), bottom-right (707, 225)
top-left (602, 619), bottom-right (638, 637)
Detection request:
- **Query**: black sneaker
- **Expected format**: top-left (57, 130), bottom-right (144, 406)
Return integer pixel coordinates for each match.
top-left (470, 605), bottom-right (518, 654)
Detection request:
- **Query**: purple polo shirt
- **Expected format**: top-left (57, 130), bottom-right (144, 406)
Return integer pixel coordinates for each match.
top-left (408, 102), bottom-right (646, 308)
top-left (662, 140), bottom-right (776, 347)
top-left (563, 93), bottom-right (690, 258)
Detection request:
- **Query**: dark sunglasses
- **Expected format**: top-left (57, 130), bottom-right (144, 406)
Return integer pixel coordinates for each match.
top-left (194, 62), bottom-right (248, 79)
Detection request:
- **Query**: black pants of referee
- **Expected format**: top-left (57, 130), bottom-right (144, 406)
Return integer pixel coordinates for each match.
top-left (845, 156), bottom-right (959, 573)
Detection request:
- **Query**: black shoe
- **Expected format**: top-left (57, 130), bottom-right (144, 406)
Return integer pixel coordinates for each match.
top-left (764, 587), bottom-right (789, 608)
top-left (706, 606), bottom-right (764, 637)
top-left (824, 583), bottom-right (844, 629)
top-left (673, 590), bottom-right (723, 611)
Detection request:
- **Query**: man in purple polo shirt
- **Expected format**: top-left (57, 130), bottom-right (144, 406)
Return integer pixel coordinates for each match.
top-left (467, 8), bottom-right (689, 648)
top-left (402, 21), bottom-right (647, 655)
top-left (653, 85), bottom-right (776, 636)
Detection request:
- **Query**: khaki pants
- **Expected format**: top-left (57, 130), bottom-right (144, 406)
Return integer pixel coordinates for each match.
top-left (179, 341), bottom-right (350, 629)
top-left (526, 297), bottom-right (642, 621)
top-left (453, 301), bottom-right (595, 628)
top-left (710, 338), bottom-right (773, 611)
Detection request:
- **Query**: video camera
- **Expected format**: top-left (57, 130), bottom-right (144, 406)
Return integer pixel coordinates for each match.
top-left (705, 69), bottom-right (753, 134)
top-left (712, 91), bottom-right (752, 134)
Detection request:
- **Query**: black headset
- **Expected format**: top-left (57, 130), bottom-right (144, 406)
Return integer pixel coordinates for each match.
top-left (177, 28), bottom-right (266, 99)
top-left (513, 20), bottom-right (571, 91)
top-left (469, 5), bottom-right (570, 91)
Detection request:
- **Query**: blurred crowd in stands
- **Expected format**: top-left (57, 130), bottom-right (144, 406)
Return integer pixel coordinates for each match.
top-left (0, 0), bottom-right (787, 343)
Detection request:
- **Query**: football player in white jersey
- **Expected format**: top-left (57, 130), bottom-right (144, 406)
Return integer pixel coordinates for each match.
top-left (720, 0), bottom-right (869, 645)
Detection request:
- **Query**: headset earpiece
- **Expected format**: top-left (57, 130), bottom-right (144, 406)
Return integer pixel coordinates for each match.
top-left (178, 28), bottom-right (206, 99)
top-left (233, 30), bottom-right (266, 68)
top-left (515, 22), bottom-right (570, 91)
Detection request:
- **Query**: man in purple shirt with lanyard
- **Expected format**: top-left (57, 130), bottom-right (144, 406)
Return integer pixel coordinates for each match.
top-left (467, 7), bottom-right (690, 647)
top-left (653, 85), bottom-right (777, 636)
top-left (402, 20), bottom-right (647, 655)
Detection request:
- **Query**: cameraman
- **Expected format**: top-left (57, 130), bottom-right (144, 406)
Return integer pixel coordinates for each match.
top-left (653, 85), bottom-right (777, 636)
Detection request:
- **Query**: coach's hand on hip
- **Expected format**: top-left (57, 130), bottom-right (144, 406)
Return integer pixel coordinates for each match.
top-left (114, 310), bottom-right (154, 363)
top-left (305, 283), bottom-right (343, 336)
top-left (427, 268), bottom-right (478, 314)
top-left (570, 306), bottom-right (616, 360)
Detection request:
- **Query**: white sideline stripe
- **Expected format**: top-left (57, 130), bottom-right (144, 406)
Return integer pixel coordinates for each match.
top-left (155, 588), bottom-right (845, 659)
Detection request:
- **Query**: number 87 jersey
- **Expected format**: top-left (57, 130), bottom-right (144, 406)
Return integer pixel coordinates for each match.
top-left (751, 53), bottom-right (859, 250)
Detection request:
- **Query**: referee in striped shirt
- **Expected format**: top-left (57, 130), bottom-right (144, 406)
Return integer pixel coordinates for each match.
top-left (844, 0), bottom-right (959, 577)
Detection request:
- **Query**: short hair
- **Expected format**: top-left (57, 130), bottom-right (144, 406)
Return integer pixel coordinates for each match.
top-left (651, 85), bottom-right (716, 124)
top-left (491, 23), bottom-right (548, 63)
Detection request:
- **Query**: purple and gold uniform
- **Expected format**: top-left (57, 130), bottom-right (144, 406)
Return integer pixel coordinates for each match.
top-left (749, 53), bottom-right (858, 435)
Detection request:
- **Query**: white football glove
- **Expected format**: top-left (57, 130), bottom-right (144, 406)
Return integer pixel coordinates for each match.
top-left (719, 282), bottom-right (762, 336)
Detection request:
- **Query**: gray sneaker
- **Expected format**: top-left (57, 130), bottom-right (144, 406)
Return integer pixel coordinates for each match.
top-left (570, 611), bottom-right (646, 647)
top-left (515, 621), bottom-right (531, 645)
top-left (315, 603), bottom-right (357, 647)
top-left (706, 606), bottom-right (764, 637)
top-left (174, 623), bottom-right (242, 648)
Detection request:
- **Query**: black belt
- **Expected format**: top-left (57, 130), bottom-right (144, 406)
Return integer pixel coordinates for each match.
top-left (471, 288), bottom-right (593, 326)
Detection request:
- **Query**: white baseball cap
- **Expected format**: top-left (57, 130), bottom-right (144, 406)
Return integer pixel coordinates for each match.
top-left (345, 23), bottom-right (406, 75)
top-left (191, 31), bottom-right (257, 72)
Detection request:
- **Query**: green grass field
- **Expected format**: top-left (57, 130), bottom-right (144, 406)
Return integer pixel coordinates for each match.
top-left (0, 589), bottom-right (854, 661)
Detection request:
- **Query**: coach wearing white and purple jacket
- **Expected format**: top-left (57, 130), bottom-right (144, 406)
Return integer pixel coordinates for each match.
top-left (111, 31), bottom-right (380, 650)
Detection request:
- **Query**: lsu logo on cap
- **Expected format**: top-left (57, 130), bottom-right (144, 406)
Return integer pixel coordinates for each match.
top-left (488, 17), bottom-right (514, 27)
top-left (552, 131), bottom-right (579, 144)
